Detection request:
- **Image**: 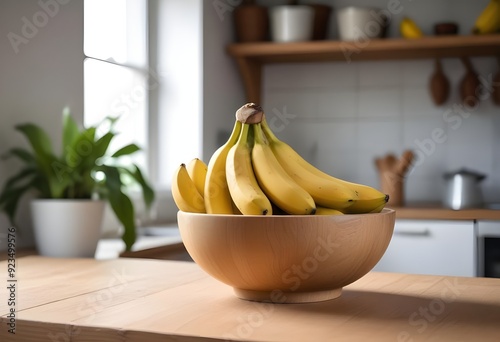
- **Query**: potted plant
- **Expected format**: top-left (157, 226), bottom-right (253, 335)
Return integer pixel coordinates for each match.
top-left (0, 108), bottom-right (154, 257)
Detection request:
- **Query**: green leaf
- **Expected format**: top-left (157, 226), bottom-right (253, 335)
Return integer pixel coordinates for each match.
top-left (2, 148), bottom-right (35, 164)
top-left (65, 126), bottom-right (97, 168)
top-left (0, 178), bottom-right (38, 225)
top-left (0, 167), bottom-right (37, 204)
top-left (15, 123), bottom-right (53, 158)
top-left (121, 165), bottom-right (155, 209)
top-left (48, 157), bottom-right (75, 198)
top-left (15, 123), bottom-right (63, 197)
top-left (62, 108), bottom-right (81, 155)
top-left (99, 165), bottom-right (136, 250)
top-left (111, 144), bottom-right (140, 158)
top-left (109, 190), bottom-right (136, 251)
top-left (91, 132), bottom-right (115, 162)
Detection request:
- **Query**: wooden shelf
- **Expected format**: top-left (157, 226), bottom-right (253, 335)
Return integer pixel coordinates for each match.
top-left (226, 34), bottom-right (500, 103)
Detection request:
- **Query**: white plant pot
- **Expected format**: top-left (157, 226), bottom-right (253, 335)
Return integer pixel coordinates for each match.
top-left (31, 199), bottom-right (105, 258)
top-left (270, 6), bottom-right (314, 42)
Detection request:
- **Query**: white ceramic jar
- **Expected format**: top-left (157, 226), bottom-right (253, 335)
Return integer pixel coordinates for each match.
top-left (336, 7), bottom-right (384, 41)
top-left (270, 5), bottom-right (314, 42)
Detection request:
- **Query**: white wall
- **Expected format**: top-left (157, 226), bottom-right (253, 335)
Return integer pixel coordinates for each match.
top-left (202, 1), bottom-right (247, 162)
top-left (0, 0), bottom-right (84, 248)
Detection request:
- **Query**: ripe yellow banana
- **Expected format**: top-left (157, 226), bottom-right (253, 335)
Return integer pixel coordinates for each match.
top-left (340, 183), bottom-right (388, 214)
top-left (472, 0), bottom-right (500, 34)
top-left (226, 123), bottom-right (273, 215)
top-left (172, 163), bottom-right (206, 213)
top-left (400, 17), bottom-right (423, 39)
top-left (368, 202), bottom-right (387, 213)
top-left (261, 119), bottom-right (388, 213)
top-left (261, 119), bottom-right (356, 210)
top-left (315, 207), bottom-right (344, 216)
top-left (252, 124), bottom-right (316, 215)
top-left (186, 158), bottom-right (207, 198)
top-left (204, 120), bottom-right (242, 214)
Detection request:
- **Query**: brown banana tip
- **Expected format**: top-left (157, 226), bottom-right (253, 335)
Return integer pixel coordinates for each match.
top-left (348, 199), bottom-right (354, 202)
top-left (311, 208), bottom-right (317, 215)
top-left (236, 103), bottom-right (264, 124)
top-left (384, 194), bottom-right (390, 203)
top-left (262, 209), bottom-right (269, 215)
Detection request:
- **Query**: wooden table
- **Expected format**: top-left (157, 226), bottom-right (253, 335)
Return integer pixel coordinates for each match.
top-left (1, 257), bottom-right (500, 341)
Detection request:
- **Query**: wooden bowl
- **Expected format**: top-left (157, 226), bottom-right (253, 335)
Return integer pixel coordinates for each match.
top-left (178, 209), bottom-right (395, 303)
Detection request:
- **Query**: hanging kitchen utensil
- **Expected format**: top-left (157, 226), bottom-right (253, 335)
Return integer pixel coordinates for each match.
top-left (429, 58), bottom-right (450, 106)
top-left (460, 57), bottom-right (481, 108)
top-left (492, 57), bottom-right (500, 106)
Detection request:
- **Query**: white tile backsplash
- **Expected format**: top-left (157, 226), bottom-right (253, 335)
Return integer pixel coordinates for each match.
top-left (358, 61), bottom-right (402, 87)
top-left (358, 87), bottom-right (402, 119)
top-left (316, 89), bottom-right (357, 118)
top-left (402, 87), bottom-right (444, 118)
top-left (264, 89), bottom-right (318, 119)
top-left (262, 56), bottom-right (500, 203)
top-left (401, 59), bottom-right (434, 86)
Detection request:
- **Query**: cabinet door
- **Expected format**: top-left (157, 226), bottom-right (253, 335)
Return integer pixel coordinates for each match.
top-left (373, 220), bottom-right (476, 277)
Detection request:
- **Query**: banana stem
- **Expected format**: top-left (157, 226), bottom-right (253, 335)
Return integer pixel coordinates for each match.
top-left (261, 118), bottom-right (279, 143)
top-left (237, 123), bottom-right (251, 148)
top-left (252, 124), bottom-right (265, 144)
top-left (227, 120), bottom-right (242, 146)
top-left (460, 57), bottom-right (474, 73)
top-left (236, 103), bottom-right (263, 124)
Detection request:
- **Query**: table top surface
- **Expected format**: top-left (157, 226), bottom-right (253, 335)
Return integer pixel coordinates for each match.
top-left (1, 256), bottom-right (500, 341)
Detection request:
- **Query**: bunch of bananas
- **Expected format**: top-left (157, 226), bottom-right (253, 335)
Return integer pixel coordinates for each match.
top-left (472, 0), bottom-right (500, 34)
top-left (172, 103), bottom-right (389, 216)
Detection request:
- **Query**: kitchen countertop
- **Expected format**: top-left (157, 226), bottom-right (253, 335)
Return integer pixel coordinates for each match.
top-left (96, 225), bottom-right (182, 259)
top-left (390, 202), bottom-right (500, 220)
top-left (0, 225), bottom-right (183, 261)
top-left (1, 257), bottom-right (500, 341)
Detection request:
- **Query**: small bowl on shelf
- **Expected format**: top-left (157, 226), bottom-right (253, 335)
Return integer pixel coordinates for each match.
top-left (177, 209), bottom-right (395, 304)
top-left (434, 22), bottom-right (459, 35)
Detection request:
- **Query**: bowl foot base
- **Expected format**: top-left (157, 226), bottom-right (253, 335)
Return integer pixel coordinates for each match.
top-left (233, 288), bottom-right (342, 304)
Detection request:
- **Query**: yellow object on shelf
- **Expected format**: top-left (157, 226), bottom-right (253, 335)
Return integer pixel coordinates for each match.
top-left (472, 0), bottom-right (500, 34)
top-left (400, 16), bottom-right (424, 39)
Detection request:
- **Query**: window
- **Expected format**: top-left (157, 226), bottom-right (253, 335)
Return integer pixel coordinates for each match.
top-left (84, 0), bottom-right (203, 222)
top-left (84, 0), bottom-right (148, 173)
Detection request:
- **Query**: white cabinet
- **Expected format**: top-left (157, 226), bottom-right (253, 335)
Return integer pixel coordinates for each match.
top-left (373, 220), bottom-right (476, 277)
